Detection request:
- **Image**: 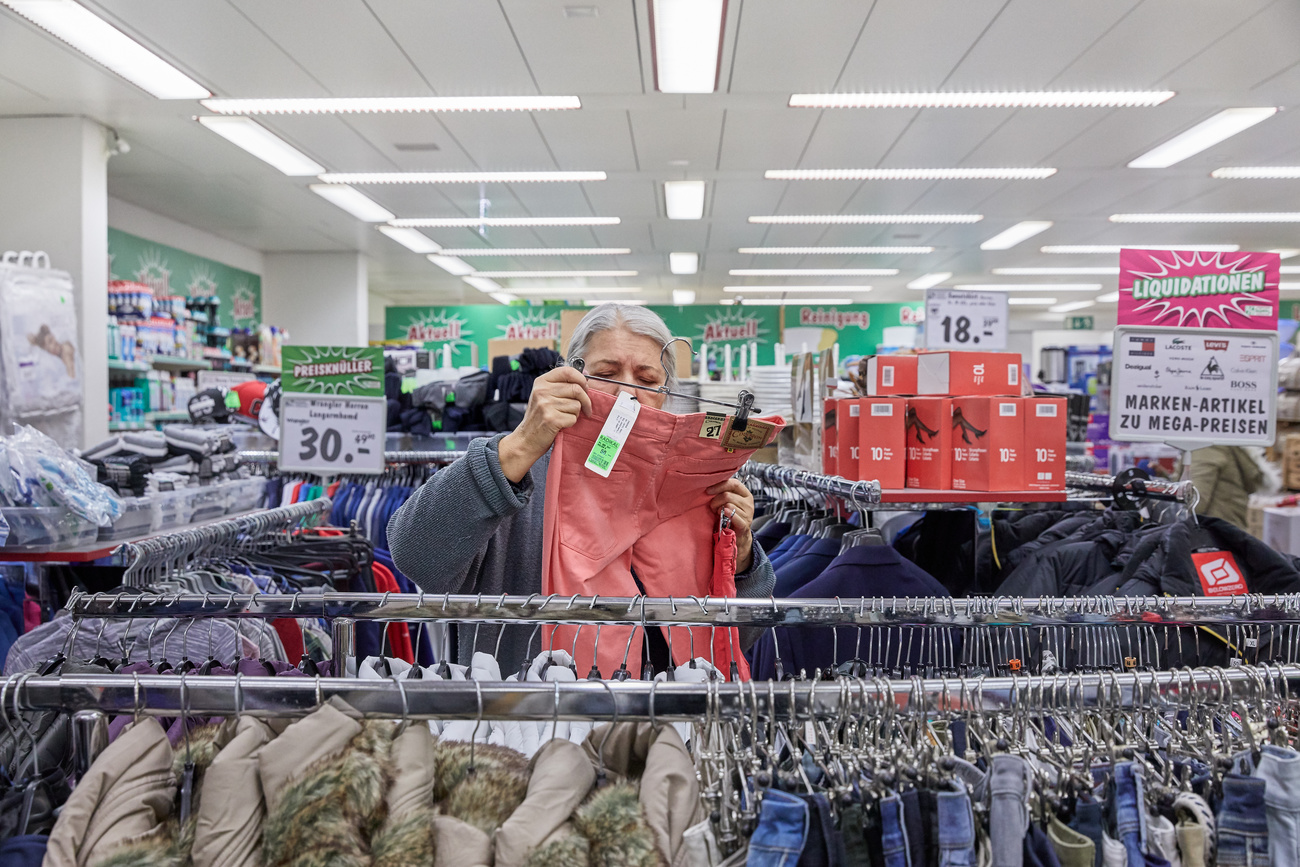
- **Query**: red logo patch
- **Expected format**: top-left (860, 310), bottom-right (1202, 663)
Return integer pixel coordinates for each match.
top-left (1191, 550), bottom-right (1246, 596)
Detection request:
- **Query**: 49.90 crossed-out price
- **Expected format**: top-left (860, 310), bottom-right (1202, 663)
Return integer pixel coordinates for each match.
top-left (278, 395), bottom-right (386, 475)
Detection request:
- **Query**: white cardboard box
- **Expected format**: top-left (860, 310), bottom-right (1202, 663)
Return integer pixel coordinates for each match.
top-left (1263, 506), bottom-right (1300, 557)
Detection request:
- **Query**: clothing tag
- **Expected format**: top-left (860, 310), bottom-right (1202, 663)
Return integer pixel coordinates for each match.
top-left (882, 365), bottom-right (895, 387)
top-left (698, 411), bottom-right (726, 440)
top-left (849, 403), bottom-right (860, 417)
top-left (1191, 549), bottom-right (1247, 596)
top-left (721, 416), bottom-right (776, 450)
top-left (584, 392), bottom-right (641, 477)
top-left (1008, 363), bottom-right (1019, 385)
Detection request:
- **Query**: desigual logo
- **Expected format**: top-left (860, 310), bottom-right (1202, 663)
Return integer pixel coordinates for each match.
top-left (1124, 363), bottom-right (1151, 371)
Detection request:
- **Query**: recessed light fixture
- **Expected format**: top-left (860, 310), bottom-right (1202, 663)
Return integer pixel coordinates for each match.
top-left (723, 286), bottom-right (873, 293)
top-left (564, 5), bottom-right (599, 17)
top-left (980, 221), bottom-right (1054, 250)
top-left (428, 255), bottom-right (475, 276)
top-left (0, 0), bottom-right (210, 98)
top-left (442, 248), bottom-right (632, 257)
top-left (1050, 300), bottom-right (1095, 313)
top-left (510, 287), bottom-right (642, 296)
top-left (906, 273), bottom-right (952, 290)
top-left (1111, 213), bottom-right (1300, 223)
top-left (672, 289), bottom-right (697, 305)
top-left (463, 276), bottom-right (502, 293)
top-left (737, 298), bottom-right (855, 306)
top-left (393, 142), bottom-right (441, 152)
top-left (749, 214), bottom-right (981, 225)
top-left (1097, 292), bottom-right (1120, 302)
top-left (1007, 298), bottom-right (1059, 306)
top-left (665, 181), bottom-right (706, 220)
top-left (1041, 244), bottom-right (1239, 253)
top-left (650, 0), bottom-right (725, 93)
top-left (1281, 283), bottom-right (1300, 290)
top-left (993, 267), bottom-right (1120, 276)
top-left (471, 270), bottom-right (637, 279)
top-left (197, 116), bottom-right (324, 175)
top-left (318, 171), bottom-right (606, 184)
top-left (1211, 166), bottom-right (1300, 179)
top-left (765, 168), bottom-right (1056, 181)
top-left (954, 284), bottom-right (1102, 292)
top-left (585, 299), bottom-right (647, 306)
top-left (1281, 266), bottom-right (1300, 274)
top-left (309, 184), bottom-right (394, 222)
top-left (729, 268), bottom-right (897, 277)
top-left (1271, 249), bottom-right (1300, 259)
top-left (738, 246), bottom-right (935, 255)
top-left (200, 96), bottom-right (582, 114)
top-left (377, 226), bottom-right (442, 254)
top-left (391, 217), bottom-right (620, 227)
top-left (670, 253), bottom-right (699, 275)
top-left (1128, 108), bottom-right (1277, 168)
top-left (788, 91), bottom-right (1175, 109)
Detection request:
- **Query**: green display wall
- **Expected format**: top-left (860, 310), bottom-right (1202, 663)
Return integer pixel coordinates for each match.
top-left (384, 302), bottom-right (924, 366)
top-left (107, 228), bottom-right (263, 330)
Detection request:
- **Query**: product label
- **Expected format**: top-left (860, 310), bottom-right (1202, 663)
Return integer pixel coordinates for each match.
top-left (871, 404), bottom-right (894, 416)
top-left (699, 411), bottom-right (726, 440)
top-left (1191, 550), bottom-right (1247, 596)
top-left (999, 403), bottom-right (1018, 417)
top-left (1008, 364), bottom-right (1019, 385)
top-left (721, 416), bottom-right (776, 450)
top-left (1036, 403), bottom-right (1058, 417)
top-left (882, 365), bottom-right (895, 387)
top-left (849, 404), bottom-right (861, 417)
top-left (585, 392), bottom-right (641, 477)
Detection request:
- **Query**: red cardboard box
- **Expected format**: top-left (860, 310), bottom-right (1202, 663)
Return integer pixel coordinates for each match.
top-left (917, 351), bottom-right (1022, 396)
top-left (835, 398), bottom-right (863, 480)
top-left (822, 398), bottom-right (838, 476)
top-left (950, 397), bottom-right (1025, 491)
top-left (1024, 396), bottom-right (1067, 491)
top-left (857, 397), bottom-right (906, 489)
top-left (865, 355), bottom-right (918, 396)
top-left (905, 398), bottom-right (952, 490)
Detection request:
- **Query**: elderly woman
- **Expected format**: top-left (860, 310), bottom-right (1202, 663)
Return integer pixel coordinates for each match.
top-left (387, 303), bottom-right (776, 670)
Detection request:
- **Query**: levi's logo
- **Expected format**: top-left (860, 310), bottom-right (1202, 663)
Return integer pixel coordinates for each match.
top-left (1191, 550), bottom-right (1246, 596)
top-left (1204, 339), bottom-right (1229, 352)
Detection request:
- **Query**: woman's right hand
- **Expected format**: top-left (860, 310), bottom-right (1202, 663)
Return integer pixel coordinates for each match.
top-left (498, 366), bottom-right (593, 482)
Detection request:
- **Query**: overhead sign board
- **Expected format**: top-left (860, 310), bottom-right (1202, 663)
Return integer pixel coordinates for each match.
top-left (923, 289), bottom-right (1009, 350)
top-left (1118, 249), bottom-right (1280, 330)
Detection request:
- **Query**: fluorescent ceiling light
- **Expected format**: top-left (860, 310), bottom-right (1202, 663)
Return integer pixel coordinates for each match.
top-left (1050, 300), bottom-right (1095, 313)
top-left (993, 267), bottom-right (1119, 276)
top-left (1, 0), bottom-right (210, 98)
top-left (670, 253), bottom-right (699, 275)
top-left (954, 283), bottom-right (1101, 292)
top-left (672, 289), bottom-right (697, 305)
top-left (309, 184), bottom-right (393, 222)
top-left (1212, 166), bottom-right (1300, 179)
top-left (1097, 292), bottom-right (1120, 302)
top-left (1282, 283), bottom-right (1300, 291)
top-left (729, 268), bottom-right (896, 277)
top-left (739, 246), bottom-right (934, 255)
top-left (1111, 212), bottom-right (1300, 223)
top-left (907, 272), bottom-right (952, 290)
top-left (585, 299), bottom-right (647, 306)
top-left (1270, 249), bottom-right (1300, 259)
top-left (197, 116), bottom-right (324, 175)
top-left (201, 96), bottom-right (581, 114)
top-left (788, 91), bottom-right (1175, 109)
top-left (650, 0), bottom-right (724, 93)
top-left (724, 286), bottom-right (872, 293)
top-left (391, 217), bottom-right (620, 227)
top-left (440, 248), bottom-right (631, 257)
top-left (489, 293), bottom-right (518, 305)
top-left (1007, 298), bottom-right (1058, 305)
top-left (377, 226), bottom-right (442, 254)
top-left (665, 181), bottom-right (706, 219)
top-left (765, 167), bottom-right (1056, 181)
top-left (1041, 244), bottom-right (1239, 253)
top-left (428, 255), bottom-right (475, 276)
top-left (318, 171), bottom-right (605, 184)
top-left (1281, 266), bottom-right (1300, 274)
top-left (980, 220), bottom-right (1054, 250)
top-left (750, 214), bottom-right (981, 225)
top-left (738, 298), bottom-right (855, 306)
top-left (1128, 107), bottom-right (1277, 168)
top-left (471, 270), bottom-right (637, 278)
top-left (463, 277), bottom-right (501, 293)
top-left (510, 287), bottom-right (642, 296)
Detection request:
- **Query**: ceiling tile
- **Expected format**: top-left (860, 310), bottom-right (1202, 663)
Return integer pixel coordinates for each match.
top-left (500, 0), bottom-right (642, 94)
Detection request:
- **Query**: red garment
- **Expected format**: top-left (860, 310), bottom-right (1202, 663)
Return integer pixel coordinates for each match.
top-left (371, 562), bottom-right (414, 663)
top-left (541, 388), bottom-right (782, 678)
top-left (271, 618), bottom-right (305, 662)
top-left (326, 480), bottom-right (342, 498)
top-left (711, 525), bottom-right (750, 681)
top-left (23, 596), bottom-right (41, 633)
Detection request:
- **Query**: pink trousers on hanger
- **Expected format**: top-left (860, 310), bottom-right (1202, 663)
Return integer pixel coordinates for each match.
top-left (541, 387), bottom-right (782, 680)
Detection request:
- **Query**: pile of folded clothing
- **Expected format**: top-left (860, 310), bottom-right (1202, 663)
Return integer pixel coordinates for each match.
top-left (81, 425), bottom-right (248, 497)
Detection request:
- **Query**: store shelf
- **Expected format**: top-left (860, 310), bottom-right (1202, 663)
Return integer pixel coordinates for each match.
top-left (252, 364), bottom-right (281, 376)
top-left (108, 422), bottom-right (149, 432)
top-left (144, 410), bottom-right (190, 423)
top-left (107, 359), bottom-right (150, 373)
top-left (879, 488), bottom-right (1068, 504)
top-left (150, 356), bottom-right (212, 372)
top-left (0, 508), bottom-right (262, 563)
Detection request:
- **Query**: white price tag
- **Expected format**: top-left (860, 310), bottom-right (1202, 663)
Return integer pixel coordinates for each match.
top-left (278, 394), bottom-right (386, 475)
top-left (924, 289), bottom-right (1009, 350)
top-left (585, 392), bottom-right (641, 477)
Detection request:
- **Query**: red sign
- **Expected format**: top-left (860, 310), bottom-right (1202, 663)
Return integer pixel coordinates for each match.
top-left (1191, 550), bottom-right (1247, 596)
top-left (1119, 249), bottom-right (1279, 330)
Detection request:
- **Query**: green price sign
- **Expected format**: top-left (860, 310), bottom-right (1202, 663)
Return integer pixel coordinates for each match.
top-left (282, 346), bottom-right (384, 397)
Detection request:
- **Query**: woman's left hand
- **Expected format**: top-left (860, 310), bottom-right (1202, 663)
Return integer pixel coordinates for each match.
top-left (707, 478), bottom-right (757, 573)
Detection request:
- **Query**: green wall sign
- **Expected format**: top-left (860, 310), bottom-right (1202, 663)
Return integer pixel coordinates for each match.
top-left (1067, 316), bottom-right (1096, 330)
top-left (108, 227), bottom-right (262, 330)
top-left (282, 346), bottom-right (384, 397)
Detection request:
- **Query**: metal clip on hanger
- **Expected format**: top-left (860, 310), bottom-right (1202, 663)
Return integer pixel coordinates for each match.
top-left (568, 337), bottom-right (760, 429)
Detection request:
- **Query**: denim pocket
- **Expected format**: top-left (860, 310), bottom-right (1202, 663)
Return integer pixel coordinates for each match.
top-left (1218, 831), bottom-right (1270, 867)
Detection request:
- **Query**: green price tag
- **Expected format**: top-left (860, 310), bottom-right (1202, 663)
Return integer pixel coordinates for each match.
top-left (586, 434), bottom-right (620, 472)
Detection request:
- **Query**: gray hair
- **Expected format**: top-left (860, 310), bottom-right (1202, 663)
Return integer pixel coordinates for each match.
top-left (569, 303), bottom-right (678, 391)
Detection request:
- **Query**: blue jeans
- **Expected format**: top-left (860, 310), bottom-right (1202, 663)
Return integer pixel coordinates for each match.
top-left (1069, 798), bottom-right (1106, 867)
top-left (1255, 745), bottom-right (1300, 867)
top-left (1114, 762), bottom-right (1149, 867)
top-left (881, 794), bottom-right (911, 867)
top-left (938, 786), bottom-right (977, 867)
top-left (1218, 775), bottom-right (1270, 867)
top-left (990, 754), bottom-right (1032, 867)
top-left (749, 789), bottom-right (810, 867)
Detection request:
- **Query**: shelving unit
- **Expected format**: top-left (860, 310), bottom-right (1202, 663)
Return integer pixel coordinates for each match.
top-left (107, 358), bottom-right (150, 373)
top-left (144, 410), bottom-right (189, 423)
top-left (149, 355), bottom-right (211, 372)
top-left (252, 363), bottom-right (281, 376)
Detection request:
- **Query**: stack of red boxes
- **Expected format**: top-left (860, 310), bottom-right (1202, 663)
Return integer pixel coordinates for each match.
top-left (823, 351), bottom-right (1066, 493)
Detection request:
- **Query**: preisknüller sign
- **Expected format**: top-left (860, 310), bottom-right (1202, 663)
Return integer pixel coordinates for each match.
top-left (1109, 326), bottom-right (1277, 450)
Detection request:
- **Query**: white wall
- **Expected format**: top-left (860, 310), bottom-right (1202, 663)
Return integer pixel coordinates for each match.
top-left (108, 197), bottom-right (264, 275)
top-left (263, 252), bottom-right (368, 346)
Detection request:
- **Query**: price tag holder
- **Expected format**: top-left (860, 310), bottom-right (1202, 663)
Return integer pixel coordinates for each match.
top-left (924, 289), bottom-right (1009, 350)
top-left (278, 394), bottom-right (386, 475)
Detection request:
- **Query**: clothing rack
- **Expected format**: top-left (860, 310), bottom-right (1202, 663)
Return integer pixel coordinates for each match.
top-left (240, 449), bottom-right (467, 466)
top-left (119, 496), bottom-right (333, 587)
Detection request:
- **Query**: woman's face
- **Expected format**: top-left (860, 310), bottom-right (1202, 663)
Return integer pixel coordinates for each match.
top-left (582, 325), bottom-right (668, 410)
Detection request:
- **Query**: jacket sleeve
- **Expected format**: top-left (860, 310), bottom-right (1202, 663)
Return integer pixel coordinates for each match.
top-left (386, 433), bottom-right (533, 594)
